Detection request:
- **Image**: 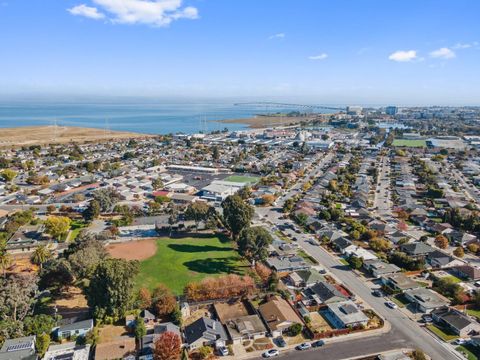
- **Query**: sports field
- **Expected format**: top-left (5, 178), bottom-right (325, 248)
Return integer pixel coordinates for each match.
top-left (392, 139), bottom-right (427, 147)
top-left (224, 175), bottom-right (259, 184)
top-left (134, 235), bottom-right (245, 294)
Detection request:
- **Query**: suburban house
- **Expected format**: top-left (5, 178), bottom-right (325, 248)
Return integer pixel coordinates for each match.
top-left (431, 306), bottom-right (480, 337)
top-left (363, 259), bottom-right (400, 278)
top-left (55, 319), bottom-right (94, 341)
top-left (287, 270), bottom-right (325, 288)
top-left (266, 256), bottom-right (310, 273)
top-left (0, 336), bottom-right (36, 360)
top-left (381, 273), bottom-right (419, 292)
top-left (452, 265), bottom-right (480, 281)
top-left (43, 343), bottom-right (90, 360)
top-left (224, 315), bottom-right (268, 344)
top-left (302, 281), bottom-right (349, 306)
top-left (258, 295), bottom-right (303, 337)
top-left (140, 323), bottom-right (182, 360)
top-left (399, 243), bottom-right (435, 258)
top-left (426, 250), bottom-right (461, 269)
top-left (325, 300), bottom-right (369, 329)
top-left (184, 317), bottom-right (228, 350)
top-left (404, 288), bottom-right (450, 313)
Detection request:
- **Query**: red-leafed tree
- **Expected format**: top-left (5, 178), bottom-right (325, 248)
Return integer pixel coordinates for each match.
top-left (153, 331), bottom-right (181, 360)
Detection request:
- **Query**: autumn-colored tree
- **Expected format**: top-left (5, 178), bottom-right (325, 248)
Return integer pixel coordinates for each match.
top-left (45, 216), bottom-right (71, 241)
top-left (369, 238), bottom-right (392, 253)
top-left (397, 221), bottom-right (408, 231)
top-left (254, 263), bottom-right (272, 283)
top-left (137, 287), bottom-right (152, 309)
top-left (152, 284), bottom-right (176, 316)
top-left (468, 243), bottom-right (479, 254)
top-left (434, 234), bottom-right (449, 249)
top-left (153, 331), bottom-right (181, 360)
top-left (184, 274), bottom-right (255, 301)
top-left (261, 194), bottom-right (275, 206)
top-left (453, 246), bottom-right (465, 258)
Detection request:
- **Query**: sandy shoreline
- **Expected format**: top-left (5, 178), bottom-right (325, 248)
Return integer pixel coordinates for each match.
top-left (0, 125), bottom-right (153, 147)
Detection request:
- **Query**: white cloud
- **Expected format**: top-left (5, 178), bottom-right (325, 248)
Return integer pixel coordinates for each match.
top-left (268, 33), bottom-right (285, 40)
top-left (68, 4), bottom-right (105, 19)
top-left (68, 0), bottom-right (198, 27)
top-left (430, 47), bottom-right (456, 59)
top-left (388, 50), bottom-right (417, 62)
top-left (453, 41), bottom-right (478, 49)
top-left (308, 53), bottom-right (328, 61)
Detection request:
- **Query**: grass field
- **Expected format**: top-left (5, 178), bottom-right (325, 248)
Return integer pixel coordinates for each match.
top-left (392, 139), bottom-right (427, 148)
top-left (224, 175), bottom-right (259, 184)
top-left (136, 235), bottom-right (245, 294)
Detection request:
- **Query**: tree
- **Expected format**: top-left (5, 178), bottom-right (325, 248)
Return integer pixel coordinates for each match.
top-left (92, 188), bottom-right (121, 212)
top-left (197, 346), bottom-right (212, 360)
top-left (288, 323), bottom-right (303, 336)
top-left (171, 305), bottom-right (182, 326)
top-left (31, 245), bottom-right (53, 270)
top-left (83, 200), bottom-right (100, 221)
top-left (152, 178), bottom-right (164, 190)
top-left (212, 146), bottom-right (220, 160)
top-left (0, 242), bottom-right (11, 278)
top-left (152, 284), bottom-right (176, 316)
top-left (453, 246), bottom-right (465, 258)
top-left (87, 258), bottom-right (139, 320)
top-left (24, 314), bottom-right (55, 336)
top-left (66, 233), bottom-right (107, 279)
top-left (238, 226), bottom-right (273, 263)
top-left (468, 243), bottom-right (479, 254)
top-left (283, 198), bottom-right (295, 213)
top-left (137, 287), bottom-right (152, 309)
top-left (412, 349), bottom-right (427, 360)
top-left (434, 234), bottom-right (449, 249)
top-left (348, 255), bottom-right (363, 270)
top-left (221, 195), bottom-right (254, 239)
top-left (0, 274), bottom-right (37, 322)
top-left (134, 315), bottom-right (147, 341)
top-left (38, 259), bottom-right (74, 294)
top-left (1, 169), bottom-right (17, 183)
top-left (184, 202), bottom-right (210, 229)
top-left (45, 216), bottom-right (71, 241)
top-left (369, 238), bottom-right (392, 253)
top-left (35, 333), bottom-right (50, 358)
top-left (153, 331), bottom-right (181, 360)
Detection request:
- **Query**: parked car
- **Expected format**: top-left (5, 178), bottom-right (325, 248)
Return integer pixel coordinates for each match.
top-left (385, 301), bottom-right (398, 309)
top-left (311, 340), bottom-right (325, 348)
top-left (421, 315), bottom-right (433, 323)
top-left (372, 289), bottom-right (383, 297)
top-left (296, 342), bottom-right (312, 351)
top-left (453, 338), bottom-right (469, 345)
top-left (262, 349), bottom-right (280, 358)
top-left (275, 337), bottom-right (287, 348)
top-left (218, 347), bottom-right (229, 356)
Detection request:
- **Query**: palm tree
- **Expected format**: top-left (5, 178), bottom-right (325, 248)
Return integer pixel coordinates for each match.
top-left (31, 245), bottom-right (52, 270)
top-left (0, 251), bottom-right (12, 278)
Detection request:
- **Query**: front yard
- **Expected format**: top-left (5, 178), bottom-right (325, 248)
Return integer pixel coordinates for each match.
top-left (426, 324), bottom-right (459, 342)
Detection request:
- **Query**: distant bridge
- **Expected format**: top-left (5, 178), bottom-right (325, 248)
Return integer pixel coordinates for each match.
top-left (233, 102), bottom-right (345, 111)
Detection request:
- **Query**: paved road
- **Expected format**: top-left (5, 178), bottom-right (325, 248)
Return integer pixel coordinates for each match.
top-left (255, 156), bottom-right (460, 359)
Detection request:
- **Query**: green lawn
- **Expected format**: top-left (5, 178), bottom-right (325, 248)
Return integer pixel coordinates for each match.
top-left (136, 236), bottom-right (246, 294)
top-left (392, 139), bottom-right (427, 148)
top-left (427, 324), bottom-right (459, 342)
top-left (224, 175), bottom-right (259, 184)
top-left (391, 294), bottom-right (410, 308)
top-left (444, 275), bottom-right (463, 284)
top-left (467, 308), bottom-right (480, 320)
top-left (456, 345), bottom-right (480, 360)
top-left (67, 220), bottom-right (87, 241)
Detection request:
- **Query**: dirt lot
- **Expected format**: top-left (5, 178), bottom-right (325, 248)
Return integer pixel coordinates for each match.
top-left (107, 239), bottom-right (157, 261)
top-left (310, 312), bottom-right (333, 332)
top-left (6, 256), bottom-right (38, 275)
top-left (53, 286), bottom-right (89, 320)
top-left (0, 126), bottom-right (152, 147)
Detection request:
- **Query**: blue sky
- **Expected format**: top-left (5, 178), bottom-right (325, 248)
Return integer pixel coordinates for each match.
top-left (0, 0), bottom-right (479, 105)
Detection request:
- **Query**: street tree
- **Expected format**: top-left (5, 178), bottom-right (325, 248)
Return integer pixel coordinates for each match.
top-left (221, 195), bottom-right (254, 239)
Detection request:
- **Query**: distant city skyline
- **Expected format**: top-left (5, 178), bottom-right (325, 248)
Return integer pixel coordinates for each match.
top-left (1, 0), bottom-right (479, 104)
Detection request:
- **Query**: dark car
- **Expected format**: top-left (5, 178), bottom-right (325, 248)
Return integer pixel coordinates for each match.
top-left (311, 340), bottom-right (325, 348)
top-left (372, 289), bottom-right (383, 297)
top-left (275, 337), bottom-right (287, 347)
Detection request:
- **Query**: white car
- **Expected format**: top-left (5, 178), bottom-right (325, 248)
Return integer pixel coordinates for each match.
top-left (453, 338), bottom-right (469, 345)
top-left (296, 342), bottom-right (312, 351)
top-left (385, 301), bottom-right (398, 309)
top-left (262, 349), bottom-right (280, 358)
top-left (218, 347), bottom-right (229, 356)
